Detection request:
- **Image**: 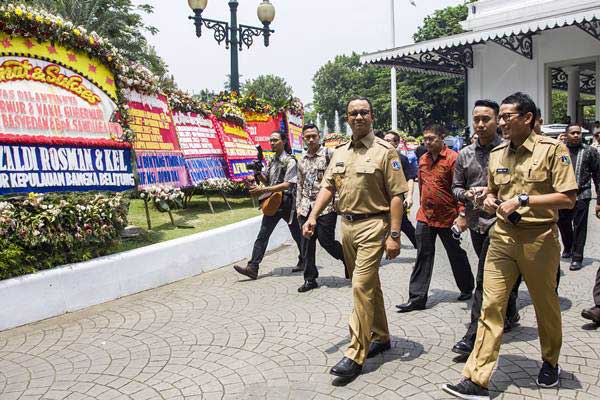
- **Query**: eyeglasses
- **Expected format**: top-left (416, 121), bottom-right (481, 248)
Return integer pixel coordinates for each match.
top-left (269, 138), bottom-right (281, 143)
top-left (498, 112), bottom-right (523, 122)
top-left (348, 110), bottom-right (371, 117)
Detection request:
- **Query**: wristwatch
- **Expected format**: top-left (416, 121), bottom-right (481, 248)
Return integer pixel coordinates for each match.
top-left (518, 193), bottom-right (529, 207)
top-left (458, 211), bottom-right (466, 218)
top-left (390, 230), bottom-right (401, 240)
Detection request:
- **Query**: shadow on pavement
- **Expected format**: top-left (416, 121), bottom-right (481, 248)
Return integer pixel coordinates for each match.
top-left (490, 354), bottom-right (582, 399)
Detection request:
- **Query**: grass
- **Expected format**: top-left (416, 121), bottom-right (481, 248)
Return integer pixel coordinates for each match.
top-left (112, 195), bottom-right (261, 254)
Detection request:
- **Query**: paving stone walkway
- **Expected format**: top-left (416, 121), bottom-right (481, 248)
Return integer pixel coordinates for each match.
top-left (1, 208), bottom-right (600, 400)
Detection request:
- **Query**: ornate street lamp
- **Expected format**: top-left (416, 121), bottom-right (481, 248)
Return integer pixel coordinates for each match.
top-left (187, 0), bottom-right (276, 93)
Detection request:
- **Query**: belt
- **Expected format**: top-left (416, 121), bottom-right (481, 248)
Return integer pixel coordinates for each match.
top-left (341, 211), bottom-right (387, 222)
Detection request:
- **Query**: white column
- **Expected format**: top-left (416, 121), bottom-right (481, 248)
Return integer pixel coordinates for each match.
top-left (390, 0), bottom-right (398, 130)
top-left (563, 66), bottom-right (580, 123)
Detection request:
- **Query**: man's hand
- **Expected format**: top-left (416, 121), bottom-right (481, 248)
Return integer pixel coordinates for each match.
top-left (473, 187), bottom-right (488, 206)
top-left (453, 215), bottom-right (468, 233)
top-left (497, 197), bottom-right (520, 219)
top-left (302, 216), bottom-right (317, 239)
top-left (483, 194), bottom-right (499, 214)
top-left (596, 204), bottom-right (600, 219)
top-left (248, 185), bottom-right (265, 196)
top-left (385, 236), bottom-right (400, 260)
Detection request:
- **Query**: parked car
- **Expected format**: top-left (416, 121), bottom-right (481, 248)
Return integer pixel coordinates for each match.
top-left (541, 124), bottom-right (592, 143)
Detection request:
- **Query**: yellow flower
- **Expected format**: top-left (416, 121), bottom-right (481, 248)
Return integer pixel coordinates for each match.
top-left (26, 12), bottom-right (33, 20)
top-left (14, 7), bottom-right (23, 16)
top-left (89, 37), bottom-right (95, 45)
top-left (73, 28), bottom-right (81, 36)
top-left (35, 15), bottom-right (43, 23)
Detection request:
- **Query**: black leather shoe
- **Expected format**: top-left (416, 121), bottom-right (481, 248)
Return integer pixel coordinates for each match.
top-left (504, 313), bottom-right (521, 333)
top-left (451, 339), bottom-right (473, 356)
top-left (298, 280), bottom-right (318, 293)
top-left (561, 250), bottom-right (572, 259)
top-left (569, 261), bottom-right (583, 271)
top-left (396, 301), bottom-right (426, 313)
top-left (233, 264), bottom-right (258, 280)
top-left (581, 306), bottom-right (600, 324)
top-left (367, 341), bottom-right (391, 359)
top-left (457, 292), bottom-right (472, 301)
top-left (330, 357), bottom-right (362, 378)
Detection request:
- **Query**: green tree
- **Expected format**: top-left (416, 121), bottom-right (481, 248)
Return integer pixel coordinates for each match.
top-left (242, 74), bottom-right (293, 110)
top-left (312, 3), bottom-right (469, 134)
top-left (30, 0), bottom-right (170, 79)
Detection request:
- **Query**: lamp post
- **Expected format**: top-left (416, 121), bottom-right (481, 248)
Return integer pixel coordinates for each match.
top-left (187, 0), bottom-right (276, 94)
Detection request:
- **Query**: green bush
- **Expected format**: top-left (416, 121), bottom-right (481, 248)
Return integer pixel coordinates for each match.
top-left (0, 192), bottom-right (129, 280)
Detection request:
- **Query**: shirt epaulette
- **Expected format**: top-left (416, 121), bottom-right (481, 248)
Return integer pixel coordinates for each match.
top-left (375, 137), bottom-right (395, 150)
top-left (335, 140), bottom-right (350, 149)
top-left (491, 141), bottom-right (509, 152)
top-left (537, 136), bottom-right (562, 146)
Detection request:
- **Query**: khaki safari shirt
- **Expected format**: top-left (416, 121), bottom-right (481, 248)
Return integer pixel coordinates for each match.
top-left (322, 131), bottom-right (408, 214)
top-left (488, 132), bottom-right (578, 226)
top-left (297, 146), bottom-right (335, 217)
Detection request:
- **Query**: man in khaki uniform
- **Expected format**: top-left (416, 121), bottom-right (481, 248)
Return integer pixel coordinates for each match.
top-left (443, 92), bottom-right (578, 400)
top-left (303, 97), bottom-right (408, 382)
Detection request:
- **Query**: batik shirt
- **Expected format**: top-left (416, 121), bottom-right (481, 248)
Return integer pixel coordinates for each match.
top-left (565, 143), bottom-right (600, 203)
top-left (297, 146), bottom-right (335, 217)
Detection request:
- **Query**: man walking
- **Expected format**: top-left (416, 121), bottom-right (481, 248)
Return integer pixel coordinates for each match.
top-left (450, 100), bottom-right (520, 357)
top-left (296, 124), bottom-right (347, 292)
top-left (557, 124), bottom-right (600, 271)
top-left (302, 97), bottom-right (407, 381)
top-left (384, 131), bottom-right (417, 248)
top-left (443, 92), bottom-right (577, 399)
top-left (233, 131), bottom-right (303, 280)
top-left (396, 124), bottom-right (475, 313)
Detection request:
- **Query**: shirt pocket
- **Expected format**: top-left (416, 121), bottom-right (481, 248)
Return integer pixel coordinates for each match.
top-left (524, 168), bottom-right (549, 194)
top-left (356, 164), bottom-right (376, 188)
top-left (493, 174), bottom-right (512, 186)
top-left (332, 165), bottom-right (346, 189)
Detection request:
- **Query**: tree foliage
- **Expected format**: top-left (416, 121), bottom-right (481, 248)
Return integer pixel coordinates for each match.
top-left (242, 74), bottom-right (294, 111)
top-left (30, 0), bottom-right (170, 79)
top-left (312, 3), bottom-right (469, 135)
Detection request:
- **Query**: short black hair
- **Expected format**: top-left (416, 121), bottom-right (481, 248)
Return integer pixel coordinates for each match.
top-left (536, 108), bottom-right (542, 119)
top-left (385, 131), bottom-right (400, 142)
top-left (501, 92), bottom-right (537, 129)
top-left (473, 99), bottom-right (499, 116)
top-left (566, 123), bottom-right (582, 132)
top-left (423, 123), bottom-right (446, 137)
top-left (346, 96), bottom-right (374, 115)
top-left (373, 130), bottom-right (385, 139)
top-left (302, 123), bottom-right (319, 133)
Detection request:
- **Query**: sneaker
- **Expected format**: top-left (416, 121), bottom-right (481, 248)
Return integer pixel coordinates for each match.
top-left (536, 361), bottom-right (561, 388)
top-left (442, 378), bottom-right (490, 399)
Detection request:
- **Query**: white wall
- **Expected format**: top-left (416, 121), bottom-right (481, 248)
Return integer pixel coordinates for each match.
top-left (0, 215), bottom-right (293, 331)
top-left (467, 26), bottom-right (600, 120)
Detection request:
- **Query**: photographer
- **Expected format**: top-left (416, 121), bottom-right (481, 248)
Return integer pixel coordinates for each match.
top-left (233, 131), bottom-right (303, 280)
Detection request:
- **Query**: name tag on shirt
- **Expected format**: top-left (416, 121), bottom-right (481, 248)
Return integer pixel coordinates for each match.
top-left (496, 167), bottom-right (509, 174)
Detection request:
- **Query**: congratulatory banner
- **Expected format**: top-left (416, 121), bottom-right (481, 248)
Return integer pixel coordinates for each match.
top-left (0, 141), bottom-right (134, 194)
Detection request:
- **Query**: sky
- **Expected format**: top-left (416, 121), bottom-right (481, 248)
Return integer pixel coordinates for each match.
top-left (133, 0), bottom-right (463, 104)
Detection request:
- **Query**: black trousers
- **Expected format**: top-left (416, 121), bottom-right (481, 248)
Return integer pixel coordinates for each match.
top-left (298, 212), bottom-right (345, 282)
top-left (408, 222), bottom-right (475, 305)
top-left (464, 230), bottom-right (520, 343)
top-left (248, 205), bottom-right (303, 270)
top-left (558, 198), bottom-right (590, 262)
top-left (401, 213), bottom-right (417, 248)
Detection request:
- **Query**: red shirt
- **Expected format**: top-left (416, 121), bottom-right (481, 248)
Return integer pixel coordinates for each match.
top-left (417, 146), bottom-right (464, 228)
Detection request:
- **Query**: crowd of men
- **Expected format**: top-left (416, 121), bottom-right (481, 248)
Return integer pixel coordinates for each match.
top-left (232, 92), bottom-right (600, 400)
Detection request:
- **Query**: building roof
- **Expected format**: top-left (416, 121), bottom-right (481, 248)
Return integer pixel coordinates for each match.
top-left (360, 8), bottom-right (600, 77)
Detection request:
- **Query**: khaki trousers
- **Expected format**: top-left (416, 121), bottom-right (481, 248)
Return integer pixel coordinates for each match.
top-left (341, 215), bottom-right (389, 365)
top-left (464, 221), bottom-right (562, 387)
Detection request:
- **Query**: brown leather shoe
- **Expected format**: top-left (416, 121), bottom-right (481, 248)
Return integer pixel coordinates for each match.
top-left (581, 306), bottom-right (600, 324)
top-left (233, 264), bottom-right (258, 280)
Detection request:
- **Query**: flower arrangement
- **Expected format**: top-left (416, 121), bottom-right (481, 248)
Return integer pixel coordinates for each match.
top-left (167, 88), bottom-right (211, 115)
top-left (139, 185), bottom-right (184, 213)
top-left (196, 178), bottom-right (246, 195)
top-left (285, 97), bottom-right (304, 117)
top-left (210, 91), bottom-right (246, 127)
top-left (0, 192), bottom-right (129, 280)
top-left (0, 2), bottom-right (163, 144)
top-left (237, 93), bottom-right (274, 116)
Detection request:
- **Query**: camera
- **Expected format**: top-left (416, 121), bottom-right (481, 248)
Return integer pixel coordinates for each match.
top-left (246, 145), bottom-right (265, 175)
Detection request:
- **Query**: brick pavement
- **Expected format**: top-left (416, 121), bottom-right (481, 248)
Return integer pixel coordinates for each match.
top-left (1, 210), bottom-right (600, 399)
